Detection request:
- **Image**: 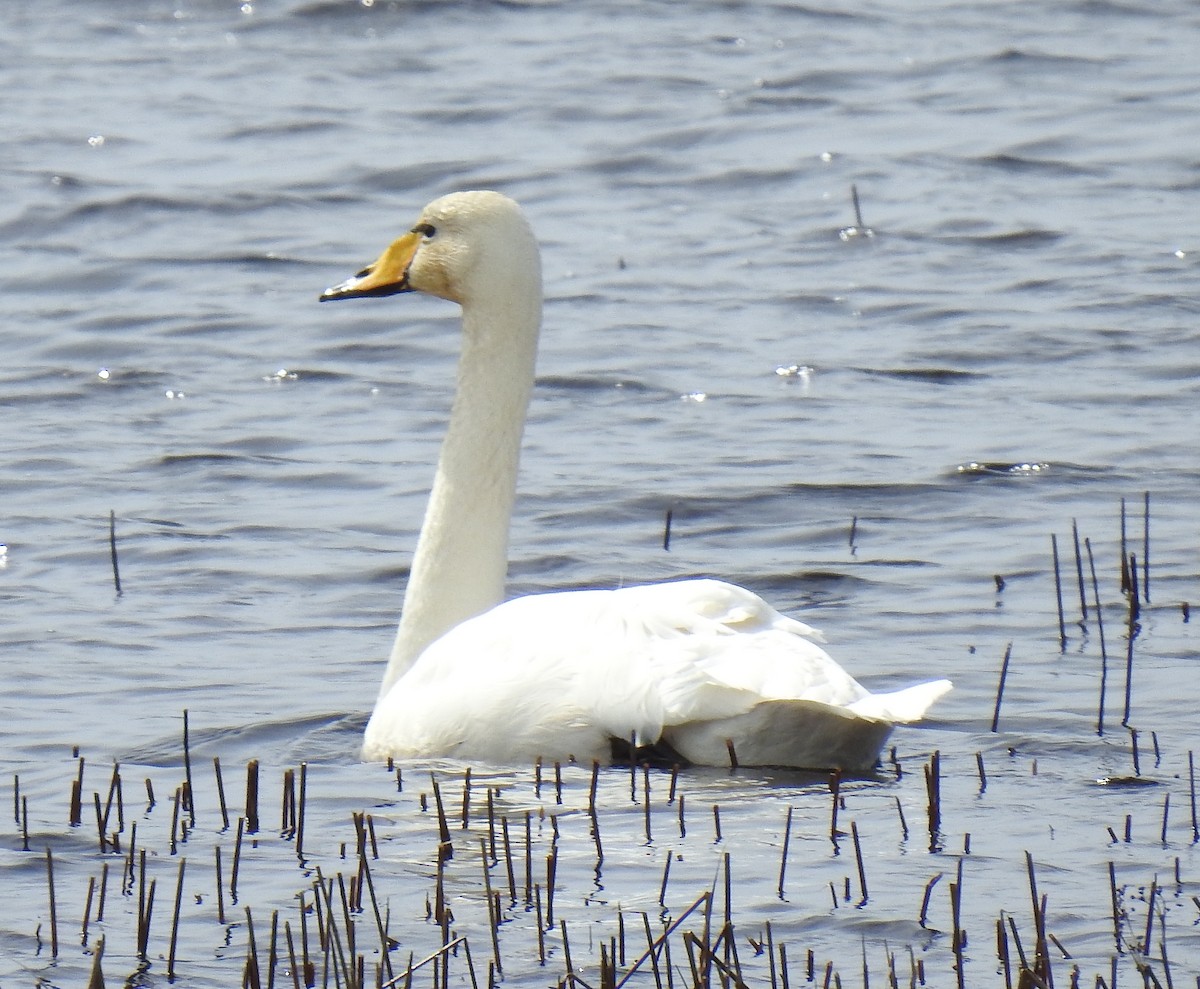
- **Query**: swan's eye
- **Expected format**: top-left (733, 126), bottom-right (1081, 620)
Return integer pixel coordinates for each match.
top-left (413, 223), bottom-right (437, 239)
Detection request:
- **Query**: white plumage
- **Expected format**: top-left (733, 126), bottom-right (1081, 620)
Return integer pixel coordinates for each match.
top-left (320, 191), bottom-right (951, 771)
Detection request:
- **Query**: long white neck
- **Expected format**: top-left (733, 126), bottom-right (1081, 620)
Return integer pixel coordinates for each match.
top-left (379, 273), bottom-right (542, 698)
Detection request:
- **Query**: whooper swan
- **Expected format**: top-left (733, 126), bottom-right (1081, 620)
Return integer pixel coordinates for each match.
top-left (320, 190), bottom-right (951, 770)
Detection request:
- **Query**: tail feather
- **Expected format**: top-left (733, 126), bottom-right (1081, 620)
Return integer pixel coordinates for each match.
top-left (848, 678), bottom-right (953, 723)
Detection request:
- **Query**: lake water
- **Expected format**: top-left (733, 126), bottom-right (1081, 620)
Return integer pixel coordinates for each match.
top-left (3, 0), bottom-right (1200, 985)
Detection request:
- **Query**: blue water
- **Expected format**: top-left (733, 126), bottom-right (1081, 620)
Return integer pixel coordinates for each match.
top-left (3, 0), bottom-right (1200, 984)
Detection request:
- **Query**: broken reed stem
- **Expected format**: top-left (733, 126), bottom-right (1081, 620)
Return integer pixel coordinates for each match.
top-left (182, 710), bottom-right (196, 827)
top-left (479, 839), bottom-right (503, 976)
top-left (1071, 519), bottom-right (1088, 622)
top-left (82, 875), bottom-right (96, 943)
top-left (1122, 578), bottom-right (1137, 728)
top-left (431, 775), bottom-right (452, 861)
top-left (777, 806), bottom-right (793, 897)
top-left (642, 764), bottom-right (652, 843)
top-left (1190, 750), bottom-right (1198, 843)
top-left (828, 771), bottom-right (841, 841)
top-left (214, 757), bottom-right (230, 831)
top-left (1051, 533), bottom-right (1067, 651)
top-left (1142, 490), bottom-right (1150, 604)
top-left (109, 510), bottom-right (122, 595)
top-left (991, 642), bottom-right (1013, 732)
top-left (45, 848), bottom-right (59, 958)
top-left (70, 756), bottom-right (83, 827)
top-left (850, 820), bottom-right (868, 903)
top-left (1086, 537), bottom-right (1109, 736)
top-left (924, 752), bottom-right (942, 851)
top-left (614, 893), bottom-right (710, 989)
top-left (215, 844), bottom-right (227, 924)
top-left (231, 818), bottom-right (245, 901)
top-left (87, 936), bottom-right (105, 989)
top-left (895, 796), bottom-right (909, 841)
top-left (296, 763), bottom-right (308, 859)
top-left (246, 759), bottom-right (260, 834)
top-left (501, 817), bottom-right (517, 901)
top-left (461, 768), bottom-right (472, 830)
top-left (168, 858), bottom-right (186, 979)
top-left (662, 507), bottom-right (673, 551)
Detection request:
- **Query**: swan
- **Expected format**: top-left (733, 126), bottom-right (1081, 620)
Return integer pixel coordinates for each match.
top-left (320, 190), bottom-right (951, 771)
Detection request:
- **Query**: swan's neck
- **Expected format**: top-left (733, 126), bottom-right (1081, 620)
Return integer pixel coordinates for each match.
top-left (380, 284), bottom-right (541, 697)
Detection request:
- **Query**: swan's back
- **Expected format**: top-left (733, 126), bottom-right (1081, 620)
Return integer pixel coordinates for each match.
top-left (362, 578), bottom-right (950, 769)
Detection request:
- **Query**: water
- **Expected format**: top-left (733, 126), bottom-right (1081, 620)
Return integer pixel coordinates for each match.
top-left (3, 0), bottom-right (1200, 984)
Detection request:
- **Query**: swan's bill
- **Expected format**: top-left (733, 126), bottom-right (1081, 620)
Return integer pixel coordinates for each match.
top-left (319, 227), bottom-right (424, 302)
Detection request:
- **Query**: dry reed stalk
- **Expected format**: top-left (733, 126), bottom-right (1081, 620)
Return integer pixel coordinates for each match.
top-left (246, 760), bottom-right (261, 834)
top-left (1122, 606), bottom-right (1137, 728)
top-left (828, 772), bottom-right (841, 841)
top-left (430, 776), bottom-right (452, 861)
top-left (109, 510), bottom-right (121, 595)
top-left (924, 752), bottom-right (942, 851)
top-left (81, 874), bottom-right (96, 943)
top-left (615, 893), bottom-right (709, 989)
top-left (182, 710), bottom-right (196, 826)
top-left (44, 848), bottom-right (58, 958)
top-left (559, 919), bottom-right (575, 988)
top-left (1142, 491), bottom-right (1151, 603)
top-left (917, 873), bottom-right (941, 929)
top-left (996, 916), bottom-right (1013, 989)
top-left (1085, 548), bottom-right (1109, 736)
top-left (168, 858), bottom-right (186, 979)
top-left (214, 757), bottom-right (230, 831)
top-left (479, 838), bottom-right (503, 976)
top-left (587, 761), bottom-right (600, 817)
top-left (1051, 533), bottom-right (1067, 651)
top-left (461, 767), bottom-right (472, 829)
top-left (850, 821), bottom-right (868, 904)
top-left (658, 848), bottom-right (672, 906)
top-left (87, 935), bottom-right (105, 989)
top-left (282, 769), bottom-right (296, 837)
top-left (546, 843), bottom-right (559, 928)
top-left (535, 884), bottom-right (545, 965)
top-left (215, 844), bottom-right (227, 924)
top-left (244, 906), bottom-right (262, 989)
top-left (231, 817), bottom-right (246, 901)
top-left (92, 793), bottom-right (107, 853)
top-left (70, 756), bottom-right (84, 826)
top-left (500, 816), bottom-right (516, 901)
top-left (642, 764), bottom-right (652, 842)
top-left (296, 763), bottom-right (308, 859)
top-left (991, 643), bottom-right (1013, 733)
top-left (523, 812), bottom-right (533, 905)
top-left (1189, 751), bottom-right (1198, 842)
top-left (359, 843), bottom-right (394, 983)
top-left (169, 785), bottom-right (181, 856)
top-left (894, 796), bottom-right (908, 841)
top-left (777, 806), bottom-right (793, 898)
top-left (285, 921), bottom-right (300, 989)
top-left (1072, 519), bottom-right (1088, 622)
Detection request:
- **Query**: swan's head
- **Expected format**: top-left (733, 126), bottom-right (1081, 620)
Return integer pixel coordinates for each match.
top-left (319, 190), bottom-right (540, 309)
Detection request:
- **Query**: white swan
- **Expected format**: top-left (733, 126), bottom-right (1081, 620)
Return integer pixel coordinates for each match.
top-left (320, 191), bottom-right (951, 771)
